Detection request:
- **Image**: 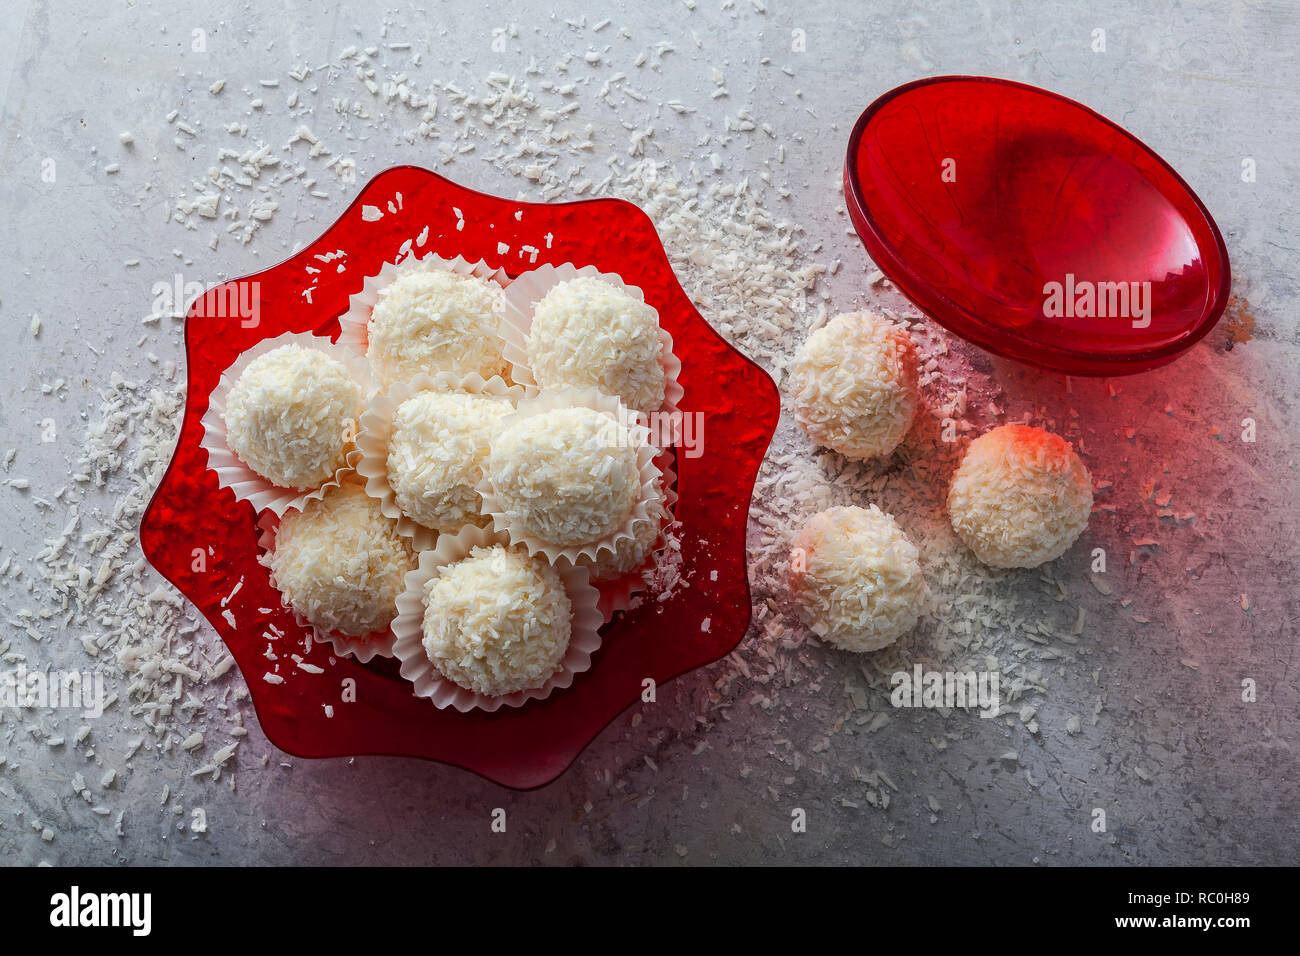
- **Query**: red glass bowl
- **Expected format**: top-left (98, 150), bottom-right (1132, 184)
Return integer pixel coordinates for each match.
top-left (139, 166), bottom-right (779, 789)
top-left (845, 76), bottom-right (1231, 376)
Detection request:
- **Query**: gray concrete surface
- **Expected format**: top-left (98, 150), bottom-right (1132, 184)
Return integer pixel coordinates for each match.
top-left (0, 0), bottom-right (1297, 865)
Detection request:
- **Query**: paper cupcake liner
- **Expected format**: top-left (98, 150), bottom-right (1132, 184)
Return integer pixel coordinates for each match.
top-left (337, 250), bottom-right (511, 368)
top-left (499, 262), bottom-right (685, 436)
top-left (200, 331), bottom-right (376, 518)
top-left (255, 510), bottom-right (398, 663)
top-left (476, 386), bottom-right (664, 567)
top-left (391, 524), bottom-right (604, 713)
top-left (588, 448), bottom-right (679, 622)
top-left (356, 371), bottom-right (525, 552)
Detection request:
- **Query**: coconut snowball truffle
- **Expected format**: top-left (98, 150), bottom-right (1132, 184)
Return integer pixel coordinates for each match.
top-left (577, 480), bottom-right (667, 581)
top-left (948, 424), bottom-right (1093, 569)
top-left (421, 544), bottom-right (572, 696)
top-left (268, 483), bottom-right (416, 638)
top-left (387, 390), bottom-right (512, 534)
top-left (367, 270), bottom-right (506, 387)
top-left (486, 405), bottom-right (641, 549)
top-left (790, 311), bottom-right (920, 460)
top-left (790, 505), bottom-right (926, 653)
top-left (527, 277), bottom-right (666, 414)
top-left (224, 344), bottom-right (363, 491)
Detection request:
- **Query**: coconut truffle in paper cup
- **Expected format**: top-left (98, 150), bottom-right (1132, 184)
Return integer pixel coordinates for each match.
top-left (500, 264), bottom-right (684, 418)
top-left (338, 252), bottom-right (509, 388)
top-left (257, 482), bottom-right (416, 662)
top-left (578, 477), bottom-right (668, 624)
top-left (200, 331), bottom-right (373, 517)
top-left (478, 387), bottom-right (663, 565)
top-left (577, 475), bottom-right (669, 582)
top-left (356, 372), bottom-right (523, 545)
top-left (391, 525), bottom-right (603, 712)
top-left (580, 450), bottom-right (679, 622)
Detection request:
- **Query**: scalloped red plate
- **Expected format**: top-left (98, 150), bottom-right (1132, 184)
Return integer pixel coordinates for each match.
top-left (140, 166), bottom-right (779, 789)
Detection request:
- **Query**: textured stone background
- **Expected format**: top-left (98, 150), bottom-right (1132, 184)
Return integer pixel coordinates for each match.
top-left (0, 0), bottom-right (1296, 865)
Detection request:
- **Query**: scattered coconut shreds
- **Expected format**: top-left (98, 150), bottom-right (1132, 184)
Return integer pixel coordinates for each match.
top-left (7, 363), bottom-right (251, 857)
top-left (3, 17), bottom-right (1153, 862)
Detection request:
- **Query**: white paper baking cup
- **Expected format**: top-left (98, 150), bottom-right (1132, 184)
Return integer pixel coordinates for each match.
top-left (337, 250), bottom-right (511, 374)
top-left (356, 371), bottom-right (525, 551)
top-left (391, 525), bottom-right (604, 713)
top-left (200, 331), bottom-right (376, 518)
top-left (255, 509), bottom-right (401, 663)
top-left (476, 386), bottom-right (664, 567)
top-left (499, 262), bottom-right (684, 429)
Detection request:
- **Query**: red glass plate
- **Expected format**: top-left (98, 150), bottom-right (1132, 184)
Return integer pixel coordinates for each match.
top-left (845, 76), bottom-right (1231, 376)
top-left (139, 166), bottom-right (779, 789)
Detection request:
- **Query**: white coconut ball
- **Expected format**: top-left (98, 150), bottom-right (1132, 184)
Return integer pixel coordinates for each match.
top-left (367, 270), bottom-right (505, 387)
top-left (387, 391), bottom-right (512, 534)
top-left (486, 405), bottom-right (641, 549)
top-left (578, 479), bottom-right (667, 581)
top-left (224, 344), bottom-right (363, 491)
top-left (421, 544), bottom-right (572, 696)
top-left (790, 310), bottom-right (920, 460)
top-left (527, 277), bottom-right (666, 414)
top-left (948, 424), bottom-right (1093, 569)
top-left (269, 483), bottom-right (416, 638)
top-left (790, 505), bottom-right (926, 653)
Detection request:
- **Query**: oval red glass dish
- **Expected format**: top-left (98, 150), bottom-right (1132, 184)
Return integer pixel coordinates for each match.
top-left (845, 75), bottom-right (1231, 376)
top-left (139, 166), bottom-right (779, 789)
